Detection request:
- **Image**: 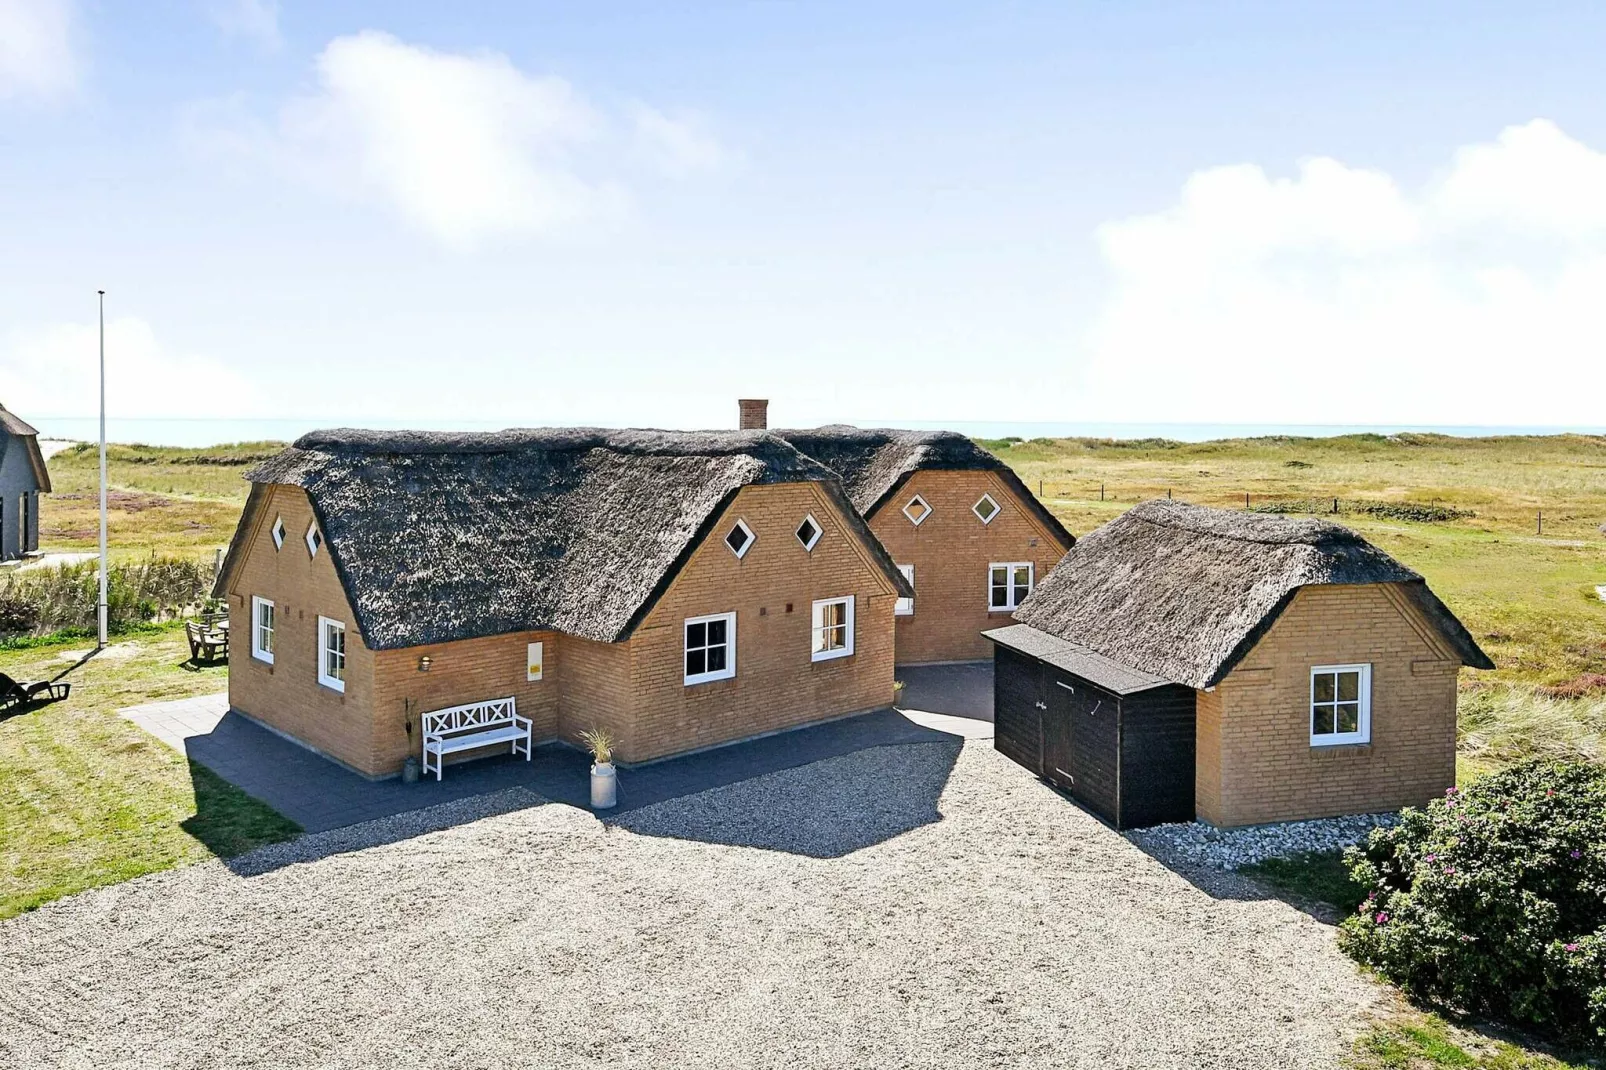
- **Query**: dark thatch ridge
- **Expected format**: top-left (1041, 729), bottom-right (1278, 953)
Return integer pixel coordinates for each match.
top-left (215, 428), bottom-right (912, 651)
top-left (1012, 499), bottom-right (1494, 690)
top-left (773, 426), bottom-right (1074, 547)
top-left (0, 403), bottom-right (52, 493)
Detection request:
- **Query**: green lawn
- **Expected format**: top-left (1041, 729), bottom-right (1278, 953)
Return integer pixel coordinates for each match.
top-left (1351, 1010), bottom-right (1600, 1070)
top-left (0, 627), bottom-right (299, 920)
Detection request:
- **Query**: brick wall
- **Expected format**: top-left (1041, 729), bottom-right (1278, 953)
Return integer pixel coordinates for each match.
top-left (225, 485), bottom-right (380, 775)
top-left (371, 630), bottom-right (561, 773)
top-left (623, 481), bottom-right (900, 763)
top-left (558, 634), bottom-right (637, 756)
top-left (1194, 686), bottom-right (1223, 822)
top-left (869, 469), bottom-right (1070, 664)
top-left (1199, 582), bottom-right (1461, 827)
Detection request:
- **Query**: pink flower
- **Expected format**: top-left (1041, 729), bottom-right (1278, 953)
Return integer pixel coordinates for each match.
top-left (1376, 912), bottom-right (1389, 924)
top-left (1446, 786), bottom-right (1458, 795)
top-left (1570, 849), bottom-right (1582, 859)
top-left (1566, 943), bottom-right (1580, 953)
top-left (1444, 866), bottom-right (1456, 875)
top-left (1424, 854), bottom-right (1437, 863)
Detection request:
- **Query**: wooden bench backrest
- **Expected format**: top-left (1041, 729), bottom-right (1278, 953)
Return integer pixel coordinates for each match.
top-left (422, 697), bottom-right (519, 738)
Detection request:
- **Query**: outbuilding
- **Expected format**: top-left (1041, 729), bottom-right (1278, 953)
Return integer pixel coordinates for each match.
top-left (0, 402), bottom-right (50, 562)
top-left (986, 499), bottom-right (1493, 829)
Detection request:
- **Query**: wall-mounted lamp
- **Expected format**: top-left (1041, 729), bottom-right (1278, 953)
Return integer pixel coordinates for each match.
top-left (417, 655), bottom-right (432, 672)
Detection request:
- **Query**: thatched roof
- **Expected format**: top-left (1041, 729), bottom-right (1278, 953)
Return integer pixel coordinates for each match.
top-left (1010, 499), bottom-right (1493, 689)
top-left (0, 403), bottom-right (51, 492)
top-left (775, 426), bottom-right (1073, 546)
top-left (216, 428), bottom-right (911, 651)
top-left (984, 623), bottom-right (1172, 695)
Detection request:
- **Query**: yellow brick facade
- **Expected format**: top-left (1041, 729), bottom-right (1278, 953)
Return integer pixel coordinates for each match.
top-left (867, 469), bottom-right (1070, 665)
top-left (1198, 583), bottom-right (1461, 827)
top-left (227, 481), bottom-right (899, 775)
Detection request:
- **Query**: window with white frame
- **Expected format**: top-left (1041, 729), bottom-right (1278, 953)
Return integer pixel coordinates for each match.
top-left (724, 519), bottom-right (755, 559)
top-left (305, 520), bottom-right (323, 558)
top-left (811, 597), bottom-right (855, 661)
top-left (271, 516), bottom-right (286, 550)
top-left (973, 493), bottom-right (1000, 524)
top-left (895, 564), bottom-right (914, 616)
top-left (251, 596), bottom-right (275, 664)
top-left (684, 612), bottom-right (736, 684)
top-left (795, 514), bottom-right (821, 552)
top-left (317, 616), bottom-right (346, 692)
top-left (903, 494), bottom-right (932, 526)
top-left (1310, 664), bottom-right (1371, 746)
top-left (988, 562), bottom-right (1033, 611)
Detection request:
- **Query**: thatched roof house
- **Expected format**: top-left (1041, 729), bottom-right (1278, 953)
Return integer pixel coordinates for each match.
top-left (988, 500), bottom-right (1492, 829)
top-left (216, 427), bottom-right (914, 774)
top-left (0, 402), bottom-right (50, 561)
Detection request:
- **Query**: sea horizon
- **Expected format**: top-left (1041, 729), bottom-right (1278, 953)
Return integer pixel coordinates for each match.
top-left (29, 415), bottom-right (1606, 449)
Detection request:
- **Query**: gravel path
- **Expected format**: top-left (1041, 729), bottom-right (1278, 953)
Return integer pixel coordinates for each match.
top-left (0, 741), bottom-right (1381, 1069)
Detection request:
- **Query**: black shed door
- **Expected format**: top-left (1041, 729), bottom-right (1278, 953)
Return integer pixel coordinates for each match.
top-left (993, 646), bottom-right (1046, 775)
top-left (1046, 674), bottom-right (1121, 826)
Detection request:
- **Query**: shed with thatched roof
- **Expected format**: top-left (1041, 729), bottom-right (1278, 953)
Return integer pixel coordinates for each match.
top-left (775, 426), bottom-right (1074, 665)
top-left (0, 402), bottom-right (51, 562)
top-left (986, 500), bottom-right (1492, 829)
top-left (215, 428), bottom-right (913, 776)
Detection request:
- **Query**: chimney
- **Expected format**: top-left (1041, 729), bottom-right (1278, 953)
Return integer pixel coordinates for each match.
top-left (738, 399), bottom-right (769, 430)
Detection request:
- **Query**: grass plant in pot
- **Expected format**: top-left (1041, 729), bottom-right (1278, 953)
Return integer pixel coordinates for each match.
top-left (580, 727), bottom-right (617, 810)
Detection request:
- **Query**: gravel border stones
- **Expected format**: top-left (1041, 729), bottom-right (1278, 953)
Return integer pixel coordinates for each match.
top-left (1125, 812), bottom-right (1400, 871)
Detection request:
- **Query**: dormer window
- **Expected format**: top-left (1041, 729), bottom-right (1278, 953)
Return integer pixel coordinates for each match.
top-left (271, 516), bottom-right (286, 549)
top-left (903, 495), bottom-right (932, 526)
top-left (725, 518), bottom-right (755, 559)
top-left (306, 521), bottom-right (323, 558)
top-left (973, 494), bottom-right (1000, 524)
top-left (795, 515), bottom-right (821, 551)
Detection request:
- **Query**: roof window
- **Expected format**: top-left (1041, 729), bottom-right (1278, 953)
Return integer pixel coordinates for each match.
top-left (973, 494), bottom-right (1000, 524)
top-left (903, 495), bottom-right (932, 526)
top-left (725, 518), bottom-right (755, 559)
top-left (795, 515), bottom-right (821, 551)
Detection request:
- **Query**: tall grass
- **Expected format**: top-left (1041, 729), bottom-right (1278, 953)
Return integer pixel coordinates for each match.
top-left (1459, 683), bottom-right (1606, 768)
top-left (0, 559), bottom-right (216, 637)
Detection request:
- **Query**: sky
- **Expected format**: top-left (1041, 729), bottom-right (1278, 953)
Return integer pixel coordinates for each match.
top-left (2, 0), bottom-right (1605, 432)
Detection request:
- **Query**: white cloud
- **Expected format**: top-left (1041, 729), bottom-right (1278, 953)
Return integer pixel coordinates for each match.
top-left (0, 0), bottom-right (77, 101)
top-left (206, 0), bottom-right (281, 51)
top-left (188, 31), bottom-right (738, 247)
top-left (1082, 119), bottom-right (1606, 426)
top-left (631, 104), bottom-right (739, 177)
top-left (1, 317), bottom-right (261, 418)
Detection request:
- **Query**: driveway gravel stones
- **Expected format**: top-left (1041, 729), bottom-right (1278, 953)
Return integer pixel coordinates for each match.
top-left (0, 740), bottom-right (1381, 1069)
top-left (1126, 812), bottom-right (1400, 871)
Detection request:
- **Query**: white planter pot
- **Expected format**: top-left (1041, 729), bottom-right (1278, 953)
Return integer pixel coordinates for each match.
top-left (590, 761), bottom-right (617, 810)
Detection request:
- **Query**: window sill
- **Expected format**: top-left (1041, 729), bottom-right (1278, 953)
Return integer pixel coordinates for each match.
top-left (1310, 740), bottom-right (1372, 755)
top-left (318, 678), bottom-right (346, 694)
top-left (683, 672), bottom-right (736, 687)
top-left (252, 652), bottom-right (274, 666)
top-left (811, 648), bottom-right (854, 663)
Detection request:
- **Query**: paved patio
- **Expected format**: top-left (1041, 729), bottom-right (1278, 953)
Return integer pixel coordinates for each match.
top-left (120, 664), bottom-right (995, 834)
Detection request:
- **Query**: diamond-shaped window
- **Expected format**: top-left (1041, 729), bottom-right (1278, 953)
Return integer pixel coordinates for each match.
top-left (903, 495), bottom-right (932, 526)
top-left (305, 521), bottom-right (323, 558)
top-left (271, 516), bottom-right (286, 549)
top-left (725, 518), bottom-right (755, 559)
top-left (795, 515), bottom-right (821, 551)
top-left (973, 493), bottom-right (1000, 524)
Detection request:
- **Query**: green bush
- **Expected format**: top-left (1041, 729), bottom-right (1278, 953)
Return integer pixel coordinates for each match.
top-left (0, 558), bottom-right (215, 637)
top-left (1339, 760), bottom-right (1606, 1045)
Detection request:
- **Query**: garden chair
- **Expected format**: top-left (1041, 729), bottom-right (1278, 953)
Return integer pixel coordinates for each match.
top-left (0, 672), bottom-right (70, 714)
top-left (186, 620), bottom-right (229, 664)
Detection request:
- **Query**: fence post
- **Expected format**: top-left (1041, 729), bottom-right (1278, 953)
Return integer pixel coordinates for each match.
top-left (1167, 488), bottom-right (1172, 500)
top-left (1100, 483), bottom-right (1105, 501)
top-left (1244, 492), bottom-right (1250, 509)
top-left (1538, 510), bottom-right (1543, 535)
top-left (1333, 497), bottom-right (1338, 514)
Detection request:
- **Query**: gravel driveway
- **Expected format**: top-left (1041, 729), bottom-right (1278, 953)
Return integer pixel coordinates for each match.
top-left (0, 741), bottom-right (1380, 1069)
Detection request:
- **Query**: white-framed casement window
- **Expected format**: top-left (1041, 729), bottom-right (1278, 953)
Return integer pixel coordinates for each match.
top-left (795, 514), bottom-right (822, 552)
top-left (684, 611), bottom-right (736, 685)
top-left (811, 596), bottom-right (855, 661)
top-left (271, 516), bottom-right (286, 550)
top-left (973, 493), bottom-right (1000, 524)
top-left (1310, 664), bottom-right (1372, 746)
top-left (305, 520), bottom-right (323, 558)
top-left (903, 494), bottom-right (932, 526)
top-left (895, 565), bottom-right (915, 616)
top-left (724, 519), bottom-right (755, 559)
top-left (317, 616), bottom-right (346, 692)
top-left (988, 562), bottom-right (1033, 611)
top-left (251, 596), bottom-right (275, 664)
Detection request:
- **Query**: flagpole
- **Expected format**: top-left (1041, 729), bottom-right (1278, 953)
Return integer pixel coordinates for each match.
top-left (98, 290), bottom-right (108, 649)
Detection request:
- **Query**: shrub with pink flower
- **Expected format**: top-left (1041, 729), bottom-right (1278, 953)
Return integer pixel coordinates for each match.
top-left (1338, 759), bottom-right (1606, 1047)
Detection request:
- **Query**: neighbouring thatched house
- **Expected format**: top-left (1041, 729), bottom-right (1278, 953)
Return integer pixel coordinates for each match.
top-left (772, 421), bottom-right (1074, 665)
top-left (0, 403), bottom-right (50, 562)
top-left (986, 500), bottom-right (1493, 829)
top-left (214, 428), bottom-right (912, 776)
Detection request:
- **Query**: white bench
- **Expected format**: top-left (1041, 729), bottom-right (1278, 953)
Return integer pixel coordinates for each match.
top-left (420, 696), bottom-right (532, 781)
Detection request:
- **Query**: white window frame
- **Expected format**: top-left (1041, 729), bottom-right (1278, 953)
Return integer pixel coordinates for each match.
top-left (895, 564), bottom-right (914, 616)
top-left (684, 611), bottom-right (737, 685)
top-left (251, 596), bottom-right (275, 665)
top-left (317, 616), bottom-right (346, 692)
top-left (973, 493), bottom-right (1000, 525)
top-left (1310, 663), bottom-right (1372, 746)
top-left (811, 596), bottom-right (855, 662)
top-left (305, 520), bottom-right (322, 558)
top-left (795, 513), bottom-right (822, 552)
top-left (271, 516), bottom-right (285, 550)
top-left (988, 562), bottom-right (1034, 611)
top-left (902, 494), bottom-right (932, 526)
top-left (724, 518), bottom-right (756, 560)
